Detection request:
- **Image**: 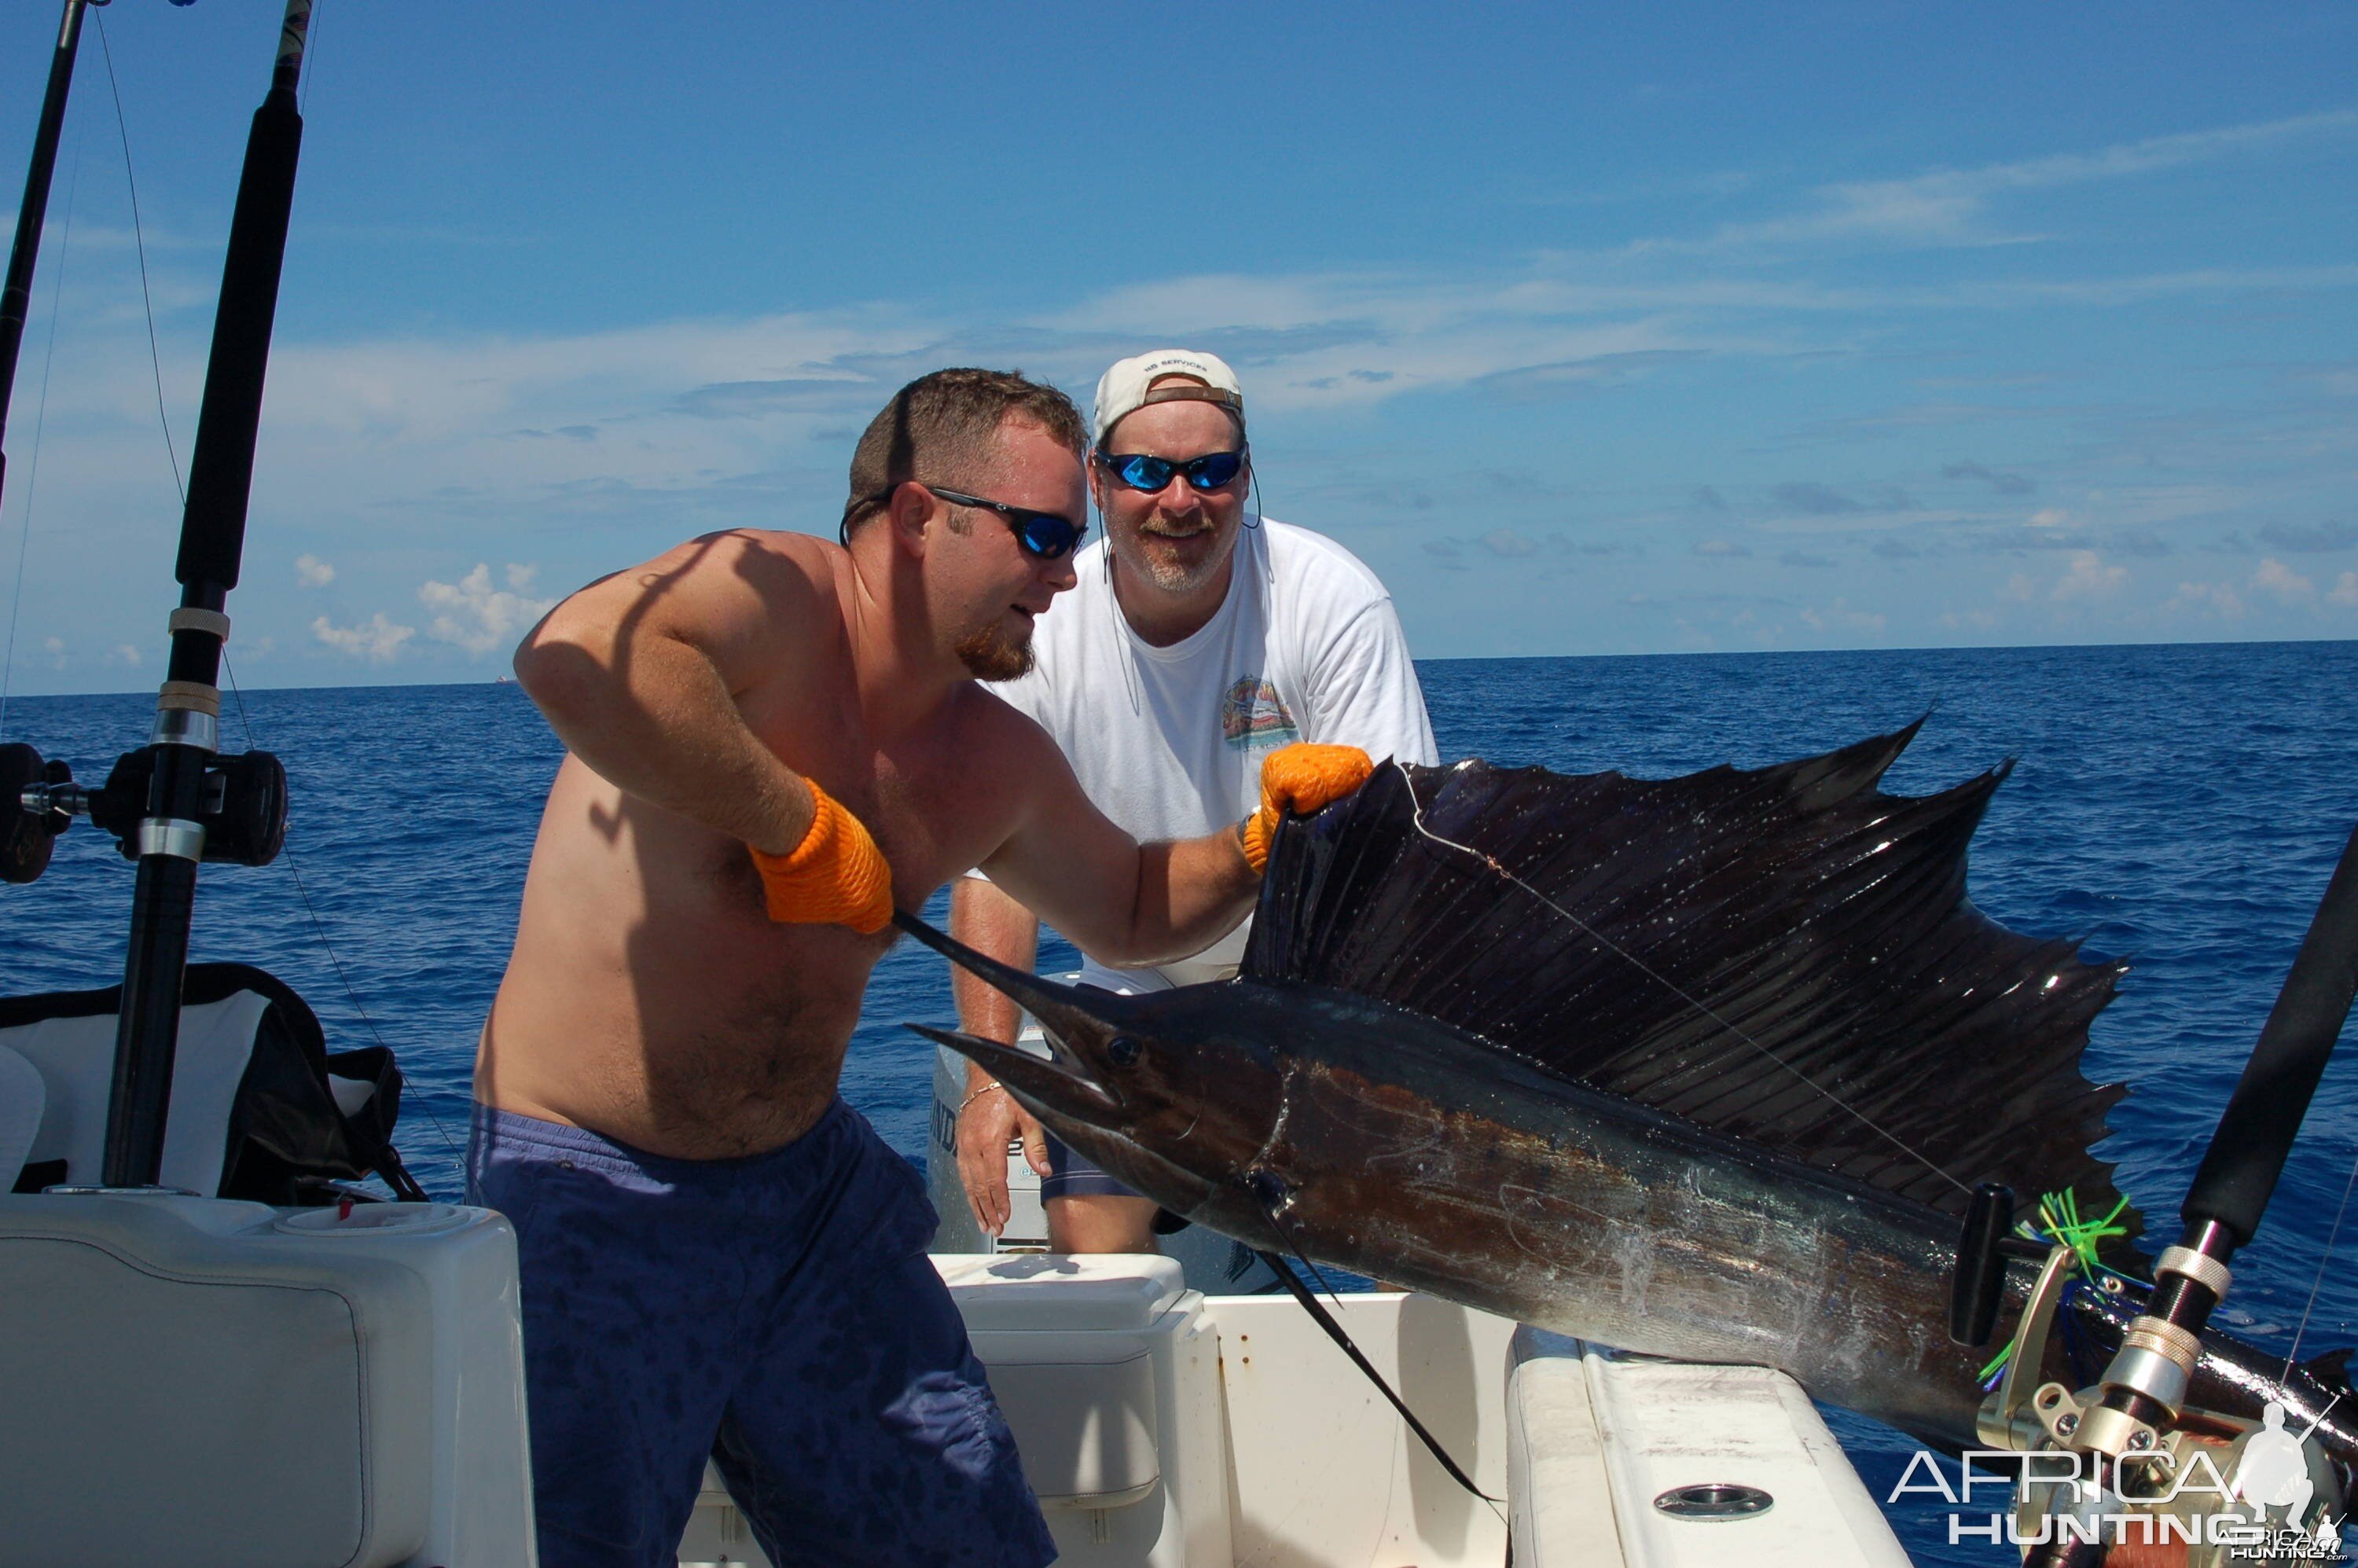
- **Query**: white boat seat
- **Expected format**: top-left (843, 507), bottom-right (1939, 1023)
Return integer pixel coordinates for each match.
top-left (0, 1192), bottom-right (436, 1568)
top-left (1507, 1327), bottom-right (1911, 1566)
top-left (0, 1192), bottom-right (534, 1566)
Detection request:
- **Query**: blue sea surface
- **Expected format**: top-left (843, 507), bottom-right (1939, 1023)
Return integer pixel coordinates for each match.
top-left (6, 640), bottom-right (2356, 1565)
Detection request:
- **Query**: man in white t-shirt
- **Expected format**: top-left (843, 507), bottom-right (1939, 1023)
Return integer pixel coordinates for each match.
top-left (950, 348), bottom-right (1437, 1252)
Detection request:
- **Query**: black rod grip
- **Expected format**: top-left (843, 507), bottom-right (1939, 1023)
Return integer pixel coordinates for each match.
top-left (173, 79), bottom-right (303, 593)
top-left (1950, 1182), bottom-right (2015, 1346)
top-left (101, 852), bottom-right (198, 1186)
top-left (2183, 822), bottom-right (2358, 1244)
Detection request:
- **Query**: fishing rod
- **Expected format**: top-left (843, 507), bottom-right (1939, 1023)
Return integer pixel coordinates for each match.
top-left (1952, 822), bottom-right (2358, 1565)
top-left (0, 0), bottom-right (102, 534)
top-left (4, 2), bottom-right (310, 1188)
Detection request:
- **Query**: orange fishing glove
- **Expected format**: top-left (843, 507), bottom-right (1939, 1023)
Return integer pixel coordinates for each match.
top-left (1240, 742), bottom-right (1375, 872)
top-left (748, 782), bottom-right (894, 934)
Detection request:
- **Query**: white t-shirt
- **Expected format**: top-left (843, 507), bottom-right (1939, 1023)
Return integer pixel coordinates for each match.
top-left (985, 516), bottom-right (1437, 990)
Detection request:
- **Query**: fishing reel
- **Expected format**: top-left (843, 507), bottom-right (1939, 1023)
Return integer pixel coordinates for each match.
top-left (1951, 1184), bottom-right (2346, 1564)
top-left (3, 739), bottom-right (286, 883)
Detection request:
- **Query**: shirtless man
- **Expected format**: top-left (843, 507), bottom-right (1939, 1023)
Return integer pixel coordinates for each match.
top-left (471, 368), bottom-right (1369, 1568)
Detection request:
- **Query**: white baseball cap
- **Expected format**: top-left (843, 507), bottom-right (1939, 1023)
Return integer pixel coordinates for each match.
top-left (1091, 349), bottom-right (1246, 447)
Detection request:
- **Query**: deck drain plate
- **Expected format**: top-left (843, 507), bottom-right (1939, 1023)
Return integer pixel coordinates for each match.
top-left (1653, 1482), bottom-right (1774, 1520)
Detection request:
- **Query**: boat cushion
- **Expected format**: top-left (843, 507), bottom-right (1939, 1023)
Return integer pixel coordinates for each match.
top-left (0, 964), bottom-right (404, 1202)
top-left (0, 1193), bottom-right (433, 1568)
top-left (933, 1252), bottom-right (1185, 1332)
top-left (0, 1045), bottom-right (42, 1192)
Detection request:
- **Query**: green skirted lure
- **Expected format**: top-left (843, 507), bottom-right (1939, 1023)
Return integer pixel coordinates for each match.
top-left (1978, 1188), bottom-right (2148, 1384)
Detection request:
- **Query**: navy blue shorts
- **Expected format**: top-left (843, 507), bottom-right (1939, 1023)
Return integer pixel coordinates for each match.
top-left (468, 1100), bottom-right (1056, 1568)
top-left (1040, 1128), bottom-right (1142, 1203)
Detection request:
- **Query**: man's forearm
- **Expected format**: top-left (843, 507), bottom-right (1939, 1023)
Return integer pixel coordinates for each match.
top-left (516, 625), bottom-right (812, 854)
top-left (1102, 829), bottom-right (1260, 969)
top-left (951, 877), bottom-right (1041, 1081)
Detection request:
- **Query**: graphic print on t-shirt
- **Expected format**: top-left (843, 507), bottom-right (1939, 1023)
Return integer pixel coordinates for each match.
top-left (1221, 675), bottom-right (1299, 751)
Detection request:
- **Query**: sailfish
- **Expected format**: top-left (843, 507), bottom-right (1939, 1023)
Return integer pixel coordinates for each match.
top-left (898, 724), bottom-right (2356, 1460)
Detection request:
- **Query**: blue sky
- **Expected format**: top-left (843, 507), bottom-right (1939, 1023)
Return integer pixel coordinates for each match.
top-left (1, 1), bottom-right (2353, 694)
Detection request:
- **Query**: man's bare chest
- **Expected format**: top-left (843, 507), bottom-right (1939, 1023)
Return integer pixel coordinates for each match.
top-left (861, 761), bottom-right (1018, 902)
top-left (734, 743), bottom-right (998, 909)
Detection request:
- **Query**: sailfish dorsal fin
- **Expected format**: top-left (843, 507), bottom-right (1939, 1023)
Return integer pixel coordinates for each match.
top-left (1242, 724), bottom-right (2136, 1238)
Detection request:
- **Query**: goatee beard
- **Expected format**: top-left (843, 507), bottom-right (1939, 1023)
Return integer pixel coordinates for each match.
top-left (1122, 523), bottom-right (1236, 596)
top-left (956, 622), bottom-right (1035, 682)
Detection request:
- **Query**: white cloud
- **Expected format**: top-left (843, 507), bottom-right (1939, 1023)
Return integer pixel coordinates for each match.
top-left (2164, 579), bottom-right (2246, 619)
top-left (2168, 559), bottom-right (2338, 622)
top-left (2251, 557), bottom-right (2315, 603)
top-left (1800, 599), bottom-right (1886, 635)
top-left (1661, 110), bottom-right (2358, 255)
top-left (41, 636), bottom-right (65, 670)
top-left (2053, 551), bottom-right (2128, 602)
top-left (263, 309), bottom-right (934, 449)
top-left (37, 194), bottom-right (2347, 565)
top-left (296, 553), bottom-right (336, 587)
top-left (2028, 507), bottom-right (2073, 529)
top-left (419, 564), bottom-right (557, 656)
top-left (111, 644), bottom-right (141, 667)
top-left (313, 613), bottom-right (415, 662)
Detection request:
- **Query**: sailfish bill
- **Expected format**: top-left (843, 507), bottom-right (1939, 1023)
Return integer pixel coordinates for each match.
top-left (903, 725), bottom-right (2358, 1460)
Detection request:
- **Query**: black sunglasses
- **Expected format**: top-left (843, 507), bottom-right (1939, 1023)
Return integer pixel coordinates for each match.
top-left (1094, 449), bottom-right (1247, 494)
top-left (846, 482), bottom-right (1088, 560)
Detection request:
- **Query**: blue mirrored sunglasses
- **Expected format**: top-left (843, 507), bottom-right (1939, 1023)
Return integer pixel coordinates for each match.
top-left (1094, 448), bottom-right (1247, 494)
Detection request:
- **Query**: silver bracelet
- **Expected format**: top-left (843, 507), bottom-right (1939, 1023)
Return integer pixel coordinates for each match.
top-left (957, 1081), bottom-right (1005, 1115)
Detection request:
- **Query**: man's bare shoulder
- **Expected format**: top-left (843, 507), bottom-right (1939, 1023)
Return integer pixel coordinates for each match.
top-left (581, 527), bottom-right (847, 665)
top-left (953, 682), bottom-right (1066, 769)
top-left (638, 526), bottom-right (840, 592)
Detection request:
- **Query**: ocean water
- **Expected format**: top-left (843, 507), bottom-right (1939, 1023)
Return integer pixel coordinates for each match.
top-left (6, 639), bottom-right (2356, 1565)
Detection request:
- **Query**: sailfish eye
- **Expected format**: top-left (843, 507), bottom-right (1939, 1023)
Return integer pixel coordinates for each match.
top-left (1106, 1034), bottom-right (1144, 1068)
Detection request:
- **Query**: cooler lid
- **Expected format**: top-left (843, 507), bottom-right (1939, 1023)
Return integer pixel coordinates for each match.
top-left (933, 1254), bottom-right (1186, 1332)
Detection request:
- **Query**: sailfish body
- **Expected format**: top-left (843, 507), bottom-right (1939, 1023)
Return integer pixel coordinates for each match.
top-left (903, 725), bottom-right (2355, 1457)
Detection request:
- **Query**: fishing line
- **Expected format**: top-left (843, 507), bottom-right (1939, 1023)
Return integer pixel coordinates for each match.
top-left (92, 9), bottom-right (184, 505)
top-left (1237, 1059), bottom-right (1504, 1511)
top-left (2282, 1142), bottom-right (2358, 1379)
top-left (299, 2), bottom-right (324, 118)
top-left (1391, 759), bottom-right (1976, 1199)
top-left (1251, 1222), bottom-right (1505, 1513)
top-left (0, 141), bottom-right (81, 737)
